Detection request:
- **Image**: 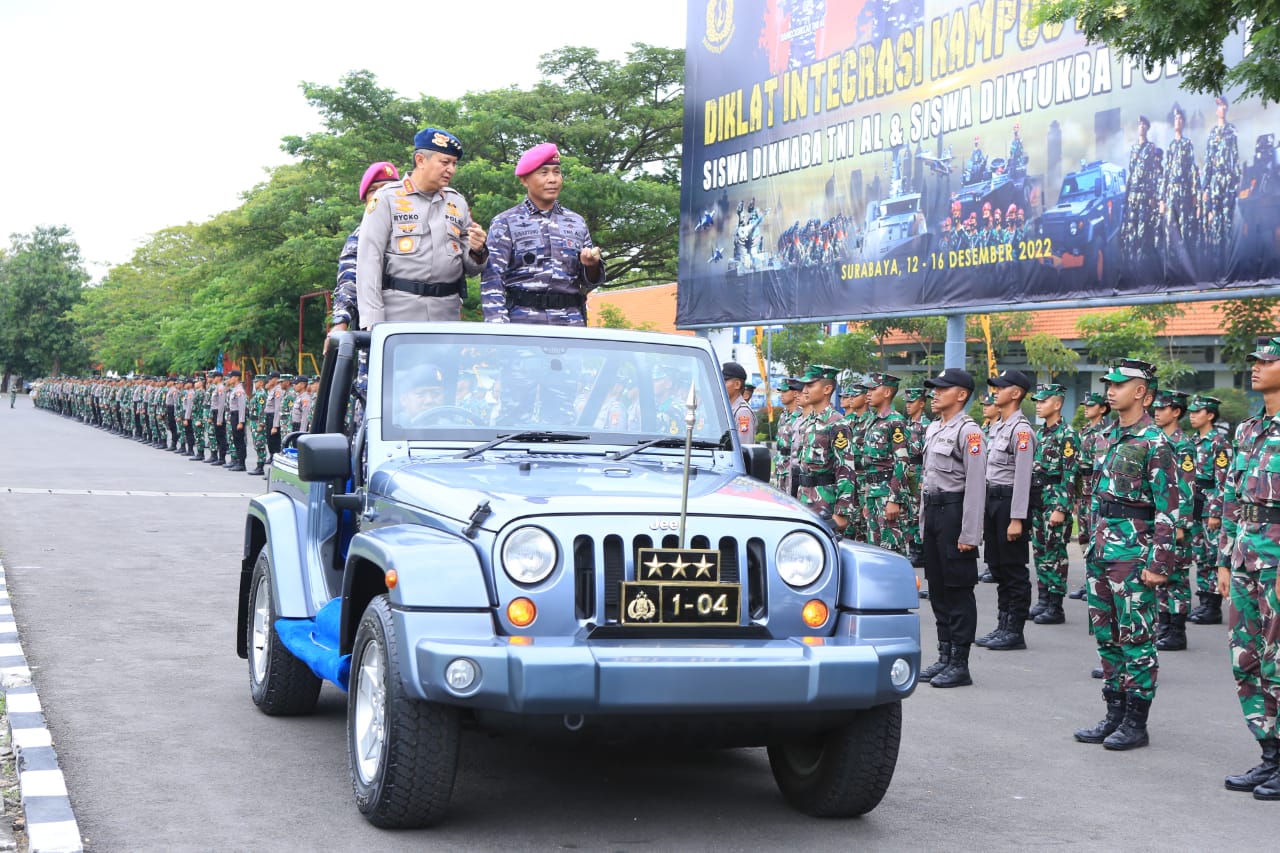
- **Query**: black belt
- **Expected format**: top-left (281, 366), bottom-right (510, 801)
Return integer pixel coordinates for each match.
top-left (924, 491), bottom-right (965, 506)
top-left (1031, 473), bottom-right (1064, 488)
top-left (1239, 503), bottom-right (1280, 524)
top-left (778, 448), bottom-right (791, 458)
top-left (798, 472), bottom-right (836, 488)
top-left (1097, 499), bottom-right (1154, 521)
top-left (507, 289), bottom-right (583, 310)
top-left (383, 276), bottom-right (464, 298)
top-left (986, 484), bottom-right (1014, 497)
top-left (863, 469), bottom-right (891, 484)
top-left (1195, 477), bottom-right (1214, 488)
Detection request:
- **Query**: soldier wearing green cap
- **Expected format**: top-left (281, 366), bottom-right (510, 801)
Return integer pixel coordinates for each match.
top-left (1073, 358), bottom-right (1179, 751)
top-left (795, 365), bottom-right (855, 524)
top-left (856, 372), bottom-right (914, 554)
top-left (773, 377), bottom-right (806, 494)
top-left (903, 387), bottom-right (931, 572)
top-left (1151, 389), bottom-right (1196, 650)
top-left (1216, 336), bottom-right (1280, 799)
top-left (838, 379), bottom-right (871, 539)
top-left (1187, 394), bottom-right (1231, 624)
top-left (1027, 383), bottom-right (1079, 625)
top-left (1070, 390), bottom-right (1114, 600)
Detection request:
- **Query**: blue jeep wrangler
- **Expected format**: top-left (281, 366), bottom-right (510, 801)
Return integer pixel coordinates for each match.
top-left (236, 323), bottom-right (919, 827)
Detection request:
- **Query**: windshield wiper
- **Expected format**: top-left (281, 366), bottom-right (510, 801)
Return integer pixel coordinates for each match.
top-left (609, 436), bottom-right (723, 462)
top-left (455, 431), bottom-right (591, 460)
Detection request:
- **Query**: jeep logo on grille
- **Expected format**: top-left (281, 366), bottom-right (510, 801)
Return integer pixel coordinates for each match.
top-left (649, 519), bottom-right (680, 530)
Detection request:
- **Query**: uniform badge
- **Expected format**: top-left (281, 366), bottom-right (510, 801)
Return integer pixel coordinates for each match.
top-left (383, 164), bottom-right (395, 177)
top-left (967, 432), bottom-right (982, 455)
top-left (892, 427), bottom-right (905, 444)
top-left (834, 431), bottom-right (849, 450)
top-left (365, 197), bottom-right (378, 214)
top-left (1181, 454), bottom-right (1194, 472)
top-left (1063, 441), bottom-right (1075, 457)
top-left (397, 237), bottom-right (414, 252)
top-left (1016, 430), bottom-right (1031, 451)
top-left (446, 201), bottom-right (459, 217)
top-left (1215, 451), bottom-right (1229, 468)
top-left (449, 240), bottom-right (460, 254)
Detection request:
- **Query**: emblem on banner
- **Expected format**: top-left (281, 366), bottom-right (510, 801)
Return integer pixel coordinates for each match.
top-left (703, 0), bottom-right (734, 54)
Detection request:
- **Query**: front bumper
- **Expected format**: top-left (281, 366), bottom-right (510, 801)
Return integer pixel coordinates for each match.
top-left (394, 610), bottom-right (919, 714)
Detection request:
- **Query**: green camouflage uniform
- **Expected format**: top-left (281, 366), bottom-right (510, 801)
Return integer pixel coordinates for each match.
top-left (1190, 406), bottom-right (1232, 595)
top-left (1075, 413), bottom-right (1112, 545)
top-left (1218, 381), bottom-right (1280, 745)
top-left (248, 386), bottom-right (268, 469)
top-left (904, 404), bottom-right (931, 556)
top-left (191, 385), bottom-right (207, 456)
top-left (1030, 413), bottom-right (1079, 597)
top-left (1159, 422), bottom-right (1196, 617)
top-left (773, 405), bottom-right (803, 493)
top-left (1088, 406), bottom-right (1180, 701)
top-left (840, 397), bottom-right (872, 540)
top-left (797, 406), bottom-right (854, 521)
top-left (857, 378), bottom-right (914, 555)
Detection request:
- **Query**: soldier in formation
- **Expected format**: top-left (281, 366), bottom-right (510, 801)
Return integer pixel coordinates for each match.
top-left (1151, 389), bottom-right (1196, 651)
top-left (1122, 115), bottom-right (1163, 272)
top-left (1070, 391), bottom-right (1113, 599)
top-left (903, 386), bottom-right (931, 571)
top-left (1160, 106), bottom-right (1201, 260)
top-left (772, 377), bottom-right (805, 494)
top-left (856, 372), bottom-right (914, 556)
top-left (1188, 394), bottom-right (1231, 624)
top-left (1202, 95), bottom-right (1241, 277)
top-left (793, 365), bottom-right (855, 528)
top-left (1027, 383), bottom-right (1078, 626)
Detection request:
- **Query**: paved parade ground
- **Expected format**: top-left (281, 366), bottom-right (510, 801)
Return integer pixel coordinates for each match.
top-left (0, 395), bottom-right (1276, 851)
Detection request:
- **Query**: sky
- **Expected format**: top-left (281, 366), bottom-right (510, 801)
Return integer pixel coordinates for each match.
top-left (0, 0), bottom-right (689, 279)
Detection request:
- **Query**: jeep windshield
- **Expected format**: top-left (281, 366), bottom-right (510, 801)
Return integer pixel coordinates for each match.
top-left (378, 332), bottom-right (731, 445)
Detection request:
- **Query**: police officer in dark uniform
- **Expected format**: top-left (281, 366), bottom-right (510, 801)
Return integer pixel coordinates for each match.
top-left (919, 368), bottom-right (986, 688)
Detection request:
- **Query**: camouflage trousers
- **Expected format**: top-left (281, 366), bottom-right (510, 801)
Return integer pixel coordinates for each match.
top-left (1157, 537), bottom-right (1194, 616)
top-left (1188, 521), bottom-right (1220, 595)
top-left (861, 494), bottom-right (907, 556)
top-left (250, 420), bottom-right (268, 467)
top-left (797, 483), bottom-right (838, 521)
top-left (1030, 506), bottom-right (1070, 595)
top-left (1228, 566), bottom-right (1280, 741)
top-left (205, 416), bottom-right (217, 456)
top-left (192, 419), bottom-right (206, 454)
top-left (1087, 556), bottom-right (1159, 702)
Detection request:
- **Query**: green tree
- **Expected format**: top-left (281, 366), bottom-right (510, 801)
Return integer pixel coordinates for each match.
top-left (0, 226), bottom-right (89, 379)
top-left (1216, 296), bottom-right (1280, 372)
top-left (594, 304), bottom-right (655, 331)
top-left (818, 327), bottom-right (879, 375)
top-left (1023, 331), bottom-right (1080, 379)
top-left (768, 323), bottom-right (825, 375)
top-left (1034, 2), bottom-right (1280, 104)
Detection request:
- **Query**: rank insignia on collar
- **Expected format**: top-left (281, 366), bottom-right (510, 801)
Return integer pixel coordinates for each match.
top-left (365, 197), bottom-right (378, 214)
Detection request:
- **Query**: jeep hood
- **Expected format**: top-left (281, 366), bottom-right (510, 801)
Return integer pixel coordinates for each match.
top-left (369, 455), bottom-right (803, 525)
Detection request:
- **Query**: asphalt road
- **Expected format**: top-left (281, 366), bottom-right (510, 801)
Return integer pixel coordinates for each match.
top-left (0, 396), bottom-right (1276, 851)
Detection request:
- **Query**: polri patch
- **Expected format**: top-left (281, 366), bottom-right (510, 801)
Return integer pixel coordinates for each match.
top-left (1017, 430), bottom-right (1031, 451)
top-left (967, 432), bottom-right (982, 455)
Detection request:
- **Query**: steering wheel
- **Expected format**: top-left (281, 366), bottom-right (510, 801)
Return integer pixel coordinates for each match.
top-left (409, 406), bottom-right (486, 427)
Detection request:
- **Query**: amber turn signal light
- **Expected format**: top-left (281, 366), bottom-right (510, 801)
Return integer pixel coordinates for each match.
top-left (802, 599), bottom-right (828, 628)
top-left (385, 569), bottom-right (398, 590)
top-left (507, 597), bottom-right (537, 627)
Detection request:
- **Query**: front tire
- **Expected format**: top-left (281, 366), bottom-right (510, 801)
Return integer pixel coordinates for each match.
top-left (767, 701), bottom-right (902, 817)
top-left (348, 595), bottom-right (460, 828)
top-left (247, 548), bottom-right (321, 715)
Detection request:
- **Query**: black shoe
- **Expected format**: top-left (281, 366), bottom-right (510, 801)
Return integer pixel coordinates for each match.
top-left (227, 462), bottom-right (246, 472)
top-left (919, 642), bottom-right (951, 683)
top-left (918, 588), bottom-right (930, 600)
top-left (1254, 767), bottom-right (1280, 800)
top-left (975, 612), bottom-right (1008, 647)
top-left (1156, 613), bottom-right (1188, 651)
top-left (979, 570), bottom-right (996, 583)
top-left (1074, 690), bottom-right (1126, 743)
top-left (1091, 666), bottom-right (1104, 679)
top-left (986, 618), bottom-right (1027, 650)
top-left (1153, 611), bottom-right (1171, 646)
top-left (1225, 739), bottom-right (1280, 792)
top-left (908, 542), bottom-right (925, 568)
top-left (1033, 593), bottom-right (1066, 625)
top-left (1067, 584), bottom-right (1088, 601)
top-left (1103, 696), bottom-right (1151, 750)
top-left (931, 643), bottom-right (972, 688)
top-left (249, 466), bottom-right (264, 476)
top-left (1029, 583), bottom-right (1048, 619)
top-left (1189, 593), bottom-right (1223, 624)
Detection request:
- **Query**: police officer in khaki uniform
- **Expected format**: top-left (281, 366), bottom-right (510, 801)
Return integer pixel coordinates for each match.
top-left (724, 362), bottom-right (756, 443)
top-left (980, 369), bottom-right (1036, 651)
top-left (355, 127), bottom-right (488, 326)
top-left (919, 368), bottom-right (986, 688)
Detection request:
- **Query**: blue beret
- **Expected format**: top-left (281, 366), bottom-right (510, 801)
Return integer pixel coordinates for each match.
top-left (413, 127), bottom-right (463, 159)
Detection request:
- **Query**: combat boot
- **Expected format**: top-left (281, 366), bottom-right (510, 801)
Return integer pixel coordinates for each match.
top-left (930, 643), bottom-right (972, 688)
top-left (1103, 695), bottom-right (1151, 751)
top-left (986, 615), bottom-right (1027, 650)
top-left (1156, 613), bottom-right (1187, 651)
top-left (1067, 583), bottom-right (1088, 601)
top-left (1074, 690), bottom-right (1126, 743)
top-left (1034, 593), bottom-right (1065, 625)
top-left (1029, 582), bottom-right (1048, 619)
top-left (919, 642), bottom-right (950, 683)
top-left (1187, 592), bottom-right (1208, 622)
top-left (1253, 767), bottom-right (1280, 800)
top-left (1152, 611), bottom-right (1171, 646)
top-left (1225, 738), bottom-right (1280, 792)
top-left (1200, 593), bottom-right (1223, 625)
top-left (975, 611), bottom-right (1007, 647)
top-left (249, 465), bottom-right (264, 476)
top-left (979, 568), bottom-right (996, 583)
top-left (1090, 666), bottom-right (1104, 679)
top-left (908, 541), bottom-right (924, 568)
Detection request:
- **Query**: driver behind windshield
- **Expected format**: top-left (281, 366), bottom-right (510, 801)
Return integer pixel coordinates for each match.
top-left (395, 364), bottom-right (446, 427)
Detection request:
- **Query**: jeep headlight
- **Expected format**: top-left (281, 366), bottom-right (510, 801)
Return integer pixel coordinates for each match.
top-left (776, 531), bottom-right (825, 587)
top-left (502, 526), bottom-right (557, 585)
top-left (1069, 221), bottom-right (1078, 236)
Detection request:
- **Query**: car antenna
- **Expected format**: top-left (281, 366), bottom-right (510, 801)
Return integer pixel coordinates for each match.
top-left (677, 381), bottom-right (698, 549)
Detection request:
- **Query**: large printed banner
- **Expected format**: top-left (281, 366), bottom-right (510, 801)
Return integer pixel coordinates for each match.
top-left (677, 0), bottom-right (1280, 327)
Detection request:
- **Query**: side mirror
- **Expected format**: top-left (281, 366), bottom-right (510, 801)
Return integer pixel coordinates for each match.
top-left (297, 433), bottom-right (352, 482)
top-left (741, 444), bottom-right (771, 482)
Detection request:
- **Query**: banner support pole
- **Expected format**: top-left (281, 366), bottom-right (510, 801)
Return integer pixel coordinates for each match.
top-left (945, 313), bottom-right (966, 369)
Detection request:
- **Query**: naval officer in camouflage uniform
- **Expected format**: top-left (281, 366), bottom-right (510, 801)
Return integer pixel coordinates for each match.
top-left (481, 143), bottom-right (604, 325)
top-left (248, 376), bottom-right (268, 476)
top-left (1122, 115), bottom-right (1163, 273)
top-left (1188, 394), bottom-right (1231, 624)
top-left (857, 372), bottom-right (913, 555)
top-left (356, 128), bottom-right (488, 326)
top-left (794, 365), bottom-right (855, 526)
top-left (1160, 106), bottom-right (1201, 261)
top-left (1217, 337), bottom-right (1280, 799)
top-left (919, 368), bottom-right (986, 688)
top-left (1202, 95), bottom-right (1241, 277)
top-left (772, 377), bottom-right (804, 493)
top-left (1073, 358), bottom-right (1179, 751)
top-left (839, 380), bottom-right (871, 540)
top-left (979, 369), bottom-right (1035, 651)
top-left (1028, 383), bottom-right (1078, 625)
top-left (1152, 389), bottom-right (1196, 651)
